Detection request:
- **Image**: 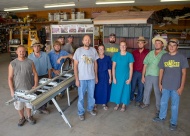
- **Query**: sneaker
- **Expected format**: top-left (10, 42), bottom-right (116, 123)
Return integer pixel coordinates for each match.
top-left (89, 110), bottom-right (97, 116)
top-left (39, 109), bottom-right (50, 114)
top-left (170, 124), bottom-right (177, 131)
top-left (140, 103), bottom-right (149, 109)
top-left (152, 116), bottom-right (165, 122)
top-left (18, 117), bottom-right (26, 126)
top-left (155, 110), bottom-right (160, 117)
top-left (79, 115), bottom-right (85, 121)
top-left (27, 116), bottom-right (36, 125)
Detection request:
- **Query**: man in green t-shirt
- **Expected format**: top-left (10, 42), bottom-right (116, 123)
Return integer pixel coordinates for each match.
top-left (140, 36), bottom-right (167, 116)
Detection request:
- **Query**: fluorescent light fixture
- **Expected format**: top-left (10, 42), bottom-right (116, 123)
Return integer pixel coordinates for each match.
top-left (4, 6), bottom-right (28, 11)
top-left (96, 1), bottom-right (135, 5)
top-left (161, 0), bottom-right (190, 1)
top-left (44, 2), bottom-right (75, 8)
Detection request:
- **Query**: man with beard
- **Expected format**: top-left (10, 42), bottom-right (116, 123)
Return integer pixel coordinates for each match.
top-left (104, 33), bottom-right (119, 57)
top-left (48, 40), bottom-right (72, 78)
top-left (28, 39), bottom-right (52, 114)
top-left (8, 45), bottom-right (38, 126)
top-left (140, 36), bottom-right (167, 117)
top-left (73, 35), bottom-right (99, 121)
top-left (65, 35), bottom-right (75, 53)
top-left (57, 35), bottom-right (65, 50)
top-left (130, 36), bottom-right (149, 106)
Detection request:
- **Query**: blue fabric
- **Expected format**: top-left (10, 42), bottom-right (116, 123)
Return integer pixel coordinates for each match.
top-left (48, 50), bottom-right (69, 77)
top-left (159, 89), bottom-right (180, 125)
top-left (110, 52), bottom-right (134, 105)
top-left (130, 71), bottom-right (144, 102)
top-left (77, 79), bottom-right (95, 115)
top-left (94, 55), bottom-right (112, 104)
top-left (28, 51), bottom-right (52, 76)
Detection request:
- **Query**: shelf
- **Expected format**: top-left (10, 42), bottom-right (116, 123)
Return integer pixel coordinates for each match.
top-left (30, 21), bottom-right (58, 24)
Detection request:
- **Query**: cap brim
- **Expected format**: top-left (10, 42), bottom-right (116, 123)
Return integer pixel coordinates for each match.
top-left (31, 43), bottom-right (43, 48)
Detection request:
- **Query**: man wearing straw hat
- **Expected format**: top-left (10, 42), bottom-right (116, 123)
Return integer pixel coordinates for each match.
top-left (130, 36), bottom-right (149, 106)
top-left (28, 39), bottom-right (52, 114)
top-left (153, 38), bottom-right (189, 131)
top-left (140, 36), bottom-right (167, 116)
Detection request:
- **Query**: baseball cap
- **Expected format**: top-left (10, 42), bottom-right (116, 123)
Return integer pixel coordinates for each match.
top-left (109, 33), bottom-right (116, 37)
top-left (58, 35), bottom-right (65, 39)
top-left (68, 35), bottom-right (74, 38)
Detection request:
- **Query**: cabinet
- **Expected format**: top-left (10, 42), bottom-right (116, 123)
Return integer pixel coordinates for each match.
top-left (45, 23), bottom-right (94, 52)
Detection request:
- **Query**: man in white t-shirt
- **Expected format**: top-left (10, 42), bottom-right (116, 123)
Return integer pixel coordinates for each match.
top-left (73, 35), bottom-right (99, 121)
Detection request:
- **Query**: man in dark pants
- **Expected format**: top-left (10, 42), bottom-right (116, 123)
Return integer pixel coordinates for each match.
top-left (28, 39), bottom-right (52, 114)
top-left (130, 36), bottom-right (149, 106)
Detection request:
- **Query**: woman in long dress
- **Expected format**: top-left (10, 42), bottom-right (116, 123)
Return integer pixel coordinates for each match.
top-left (110, 41), bottom-right (134, 112)
top-left (94, 44), bottom-right (112, 110)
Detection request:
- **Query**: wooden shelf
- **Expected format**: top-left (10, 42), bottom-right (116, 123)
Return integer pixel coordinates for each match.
top-left (30, 21), bottom-right (58, 24)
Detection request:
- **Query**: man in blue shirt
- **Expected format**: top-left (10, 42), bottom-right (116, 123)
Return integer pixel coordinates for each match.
top-left (28, 39), bottom-right (52, 114)
top-left (48, 40), bottom-right (72, 77)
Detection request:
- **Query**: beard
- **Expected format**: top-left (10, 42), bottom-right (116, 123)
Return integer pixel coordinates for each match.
top-left (54, 49), bottom-right (60, 53)
top-left (109, 40), bottom-right (116, 43)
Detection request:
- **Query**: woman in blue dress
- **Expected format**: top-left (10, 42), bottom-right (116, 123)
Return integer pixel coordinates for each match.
top-left (94, 44), bottom-right (112, 110)
top-left (110, 41), bottom-right (134, 112)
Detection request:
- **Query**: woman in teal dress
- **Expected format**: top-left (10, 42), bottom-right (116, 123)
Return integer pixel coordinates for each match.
top-left (110, 41), bottom-right (134, 112)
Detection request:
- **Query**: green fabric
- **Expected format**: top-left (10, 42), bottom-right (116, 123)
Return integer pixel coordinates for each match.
top-left (143, 50), bottom-right (166, 76)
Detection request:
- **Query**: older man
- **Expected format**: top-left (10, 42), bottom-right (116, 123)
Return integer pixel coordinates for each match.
top-left (73, 35), bottom-right (99, 121)
top-left (140, 36), bottom-right (167, 116)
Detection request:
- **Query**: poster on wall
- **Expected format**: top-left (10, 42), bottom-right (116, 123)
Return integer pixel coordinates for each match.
top-left (52, 25), bottom-right (61, 34)
top-left (85, 24), bottom-right (94, 33)
top-left (77, 25), bottom-right (85, 33)
top-left (60, 25), bottom-right (69, 33)
top-left (69, 25), bottom-right (77, 33)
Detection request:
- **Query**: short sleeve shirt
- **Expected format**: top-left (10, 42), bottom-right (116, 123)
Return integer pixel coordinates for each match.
top-left (28, 51), bottom-right (52, 76)
top-left (158, 52), bottom-right (189, 90)
top-left (73, 47), bottom-right (99, 80)
top-left (143, 50), bottom-right (166, 76)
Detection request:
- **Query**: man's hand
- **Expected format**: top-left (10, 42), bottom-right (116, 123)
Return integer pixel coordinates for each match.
top-left (75, 79), bottom-right (80, 87)
top-left (177, 87), bottom-right (184, 95)
top-left (141, 77), bottom-right (145, 84)
top-left (53, 69), bottom-right (60, 75)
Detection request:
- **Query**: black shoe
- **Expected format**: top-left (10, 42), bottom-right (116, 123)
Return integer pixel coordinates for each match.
top-left (153, 117), bottom-right (165, 122)
top-left (170, 124), bottom-right (177, 131)
top-left (18, 117), bottom-right (26, 126)
top-left (49, 100), bottom-right (53, 105)
top-left (27, 116), bottom-right (36, 125)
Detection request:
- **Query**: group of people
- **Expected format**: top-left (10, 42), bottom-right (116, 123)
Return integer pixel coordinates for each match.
top-left (8, 33), bottom-right (189, 131)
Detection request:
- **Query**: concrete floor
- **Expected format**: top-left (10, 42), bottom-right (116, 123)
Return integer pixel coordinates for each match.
top-left (0, 52), bottom-right (190, 136)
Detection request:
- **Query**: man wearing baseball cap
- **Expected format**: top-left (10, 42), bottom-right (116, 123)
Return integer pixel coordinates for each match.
top-left (57, 35), bottom-right (65, 50)
top-left (153, 38), bottom-right (189, 131)
top-left (104, 33), bottom-right (119, 57)
top-left (64, 35), bottom-right (75, 53)
top-left (28, 39), bottom-right (52, 114)
top-left (130, 36), bottom-right (149, 106)
top-left (140, 36), bottom-right (167, 116)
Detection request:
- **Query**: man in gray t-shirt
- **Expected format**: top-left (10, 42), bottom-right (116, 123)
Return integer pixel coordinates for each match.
top-left (104, 33), bottom-right (119, 57)
top-left (73, 35), bottom-right (99, 121)
top-left (153, 38), bottom-right (189, 131)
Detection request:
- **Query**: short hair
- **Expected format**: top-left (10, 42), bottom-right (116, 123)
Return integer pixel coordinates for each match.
top-left (98, 44), bottom-right (105, 49)
top-left (120, 41), bottom-right (127, 45)
top-left (53, 40), bottom-right (61, 46)
top-left (17, 45), bottom-right (26, 50)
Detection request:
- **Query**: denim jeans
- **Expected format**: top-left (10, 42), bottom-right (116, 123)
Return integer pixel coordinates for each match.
top-left (159, 89), bottom-right (180, 125)
top-left (77, 79), bottom-right (95, 115)
top-left (130, 71), bottom-right (144, 102)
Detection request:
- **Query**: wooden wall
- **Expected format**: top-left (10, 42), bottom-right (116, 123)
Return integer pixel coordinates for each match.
top-left (16, 4), bottom-right (190, 19)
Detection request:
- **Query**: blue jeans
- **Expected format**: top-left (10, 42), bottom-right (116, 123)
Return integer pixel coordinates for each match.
top-left (159, 89), bottom-right (180, 125)
top-left (78, 79), bottom-right (95, 115)
top-left (130, 71), bottom-right (144, 102)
